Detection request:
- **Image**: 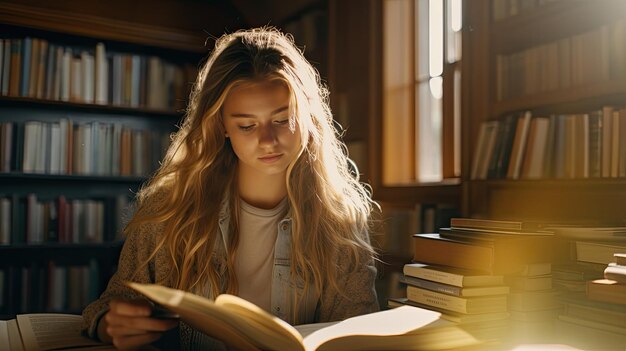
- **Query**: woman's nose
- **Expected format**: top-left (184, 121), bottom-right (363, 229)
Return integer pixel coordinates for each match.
top-left (258, 124), bottom-right (278, 146)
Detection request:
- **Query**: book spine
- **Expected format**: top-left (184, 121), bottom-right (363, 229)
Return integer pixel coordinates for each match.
top-left (451, 218), bottom-right (521, 231)
top-left (407, 286), bottom-right (469, 314)
top-left (401, 275), bottom-right (463, 296)
top-left (404, 266), bottom-right (464, 286)
top-left (413, 235), bottom-right (494, 273)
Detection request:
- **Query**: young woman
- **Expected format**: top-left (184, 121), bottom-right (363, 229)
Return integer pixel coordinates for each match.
top-left (82, 27), bottom-right (379, 350)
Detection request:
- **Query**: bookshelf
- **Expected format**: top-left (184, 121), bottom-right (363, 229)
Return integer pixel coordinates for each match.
top-left (464, 0), bottom-right (626, 221)
top-left (0, 1), bottom-right (234, 318)
top-left (463, 0), bottom-right (626, 348)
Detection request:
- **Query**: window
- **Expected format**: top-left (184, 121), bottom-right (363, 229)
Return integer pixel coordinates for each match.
top-left (382, 0), bottom-right (462, 185)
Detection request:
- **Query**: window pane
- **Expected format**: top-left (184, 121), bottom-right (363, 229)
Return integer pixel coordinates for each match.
top-left (383, 0), bottom-right (415, 184)
top-left (416, 77), bottom-right (443, 182)
top-left (454, 67), bottom-right (461, 176)
top-left (446, 0), bottom-right (463, 63)
top-left (428, 0), bottom-right (443, 77)
top-left (416, 0), bottom-right (429, 80)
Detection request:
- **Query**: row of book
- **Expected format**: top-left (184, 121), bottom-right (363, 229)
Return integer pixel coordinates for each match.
top-left (0, 260), bottom-right (100, 314)
top-left (472, 107), bottom-right (626, 180)
top-left (0, 120), bottom-right (170, 176)
top-left (0, 38), bottom-right (197, 111)
top-left (0, 194), bottom-right (131, 245)
top-left (492, 0), bottom-right (563, 21)
top-left (496, 19), bottom-right (625, 101)
top-left (387, 217), bottom-right (626, 348)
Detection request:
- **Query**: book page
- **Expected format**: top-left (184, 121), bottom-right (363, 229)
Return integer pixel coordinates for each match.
top-left (16, 314), bottom-right (103, 351)
top-left (7, 319), bottom-right (24, 351)
top-left (302, 306), bottom-right (481, 351)
top-left (215, 294), bottom-right (305, 351)
top-left (294, 322), bottom-right (337, 338)
top-left (128, 282), bottom-right (303, 351)
top-left (0, 321), bottom-right (9, 347)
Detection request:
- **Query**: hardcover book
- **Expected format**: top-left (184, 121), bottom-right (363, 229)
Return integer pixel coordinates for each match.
top-left (406, 286), bottom-right (508, 315)
top-left (586, 279), bottom-right (626, 305)
top-left (0, 313), bottom-right (113, 351)
top-left (403, 263), bottom-right (505, 287)
top-left (127, 282), bottom-right (485, 351)
top-left (399, 274), bottom-right (510, 297)
top-left (413, 233), bottom-right (560, 275)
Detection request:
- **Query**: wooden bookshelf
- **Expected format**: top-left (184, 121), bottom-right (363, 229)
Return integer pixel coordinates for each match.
top-left (467, 178), bottom-right (626, 221)
top-left (0, 2), bottom-right (207, 53)
top-left (0, 0), bottom-right (216, 316)
top-left (491, 0), bottom-right (626, 55)
top-left (0, 95), bottom-right (185, 118)
top-left (373, 179), bottom-right (461, 206)
top-left (464, 0), bottom-right (626, 220)
top-left (492, 79), bottom-right (626, 117)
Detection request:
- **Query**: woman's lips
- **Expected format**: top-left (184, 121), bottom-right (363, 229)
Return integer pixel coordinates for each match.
top-left (259, 154), bottom-right (283, 163)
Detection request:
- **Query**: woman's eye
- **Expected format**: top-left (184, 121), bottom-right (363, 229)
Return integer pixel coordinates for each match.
top-left (275, 119), bottom-right (289, 125)
top-left (238, 125), bottom-right (255, 131)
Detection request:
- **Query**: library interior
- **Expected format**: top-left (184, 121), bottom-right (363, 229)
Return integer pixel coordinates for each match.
top-left (1, 0), bottom-right (626, 350)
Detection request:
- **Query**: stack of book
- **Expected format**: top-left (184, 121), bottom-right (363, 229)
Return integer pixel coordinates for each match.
top-left (389, 263), bottom-right (510, 341)
top-left (551, 227), bottom-right (626, 294)
top-left (505, 262), bottom-right (559, 343)
top-left (555, 252), bottom-right (626, 349)
top-left (388, 218), bottom-right (571, 345)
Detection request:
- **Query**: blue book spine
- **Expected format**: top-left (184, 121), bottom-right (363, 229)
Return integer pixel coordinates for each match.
top-left (20, 37), bottom-right (32, 97)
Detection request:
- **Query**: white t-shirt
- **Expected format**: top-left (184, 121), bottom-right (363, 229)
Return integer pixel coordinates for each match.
top-left (235, 197), bottom-right (288, 312)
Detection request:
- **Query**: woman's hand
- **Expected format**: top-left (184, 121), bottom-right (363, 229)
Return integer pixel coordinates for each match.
top-left (97, 299), bottom-right (179, 350)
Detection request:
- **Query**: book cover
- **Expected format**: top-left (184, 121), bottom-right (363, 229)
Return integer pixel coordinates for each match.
top-left (127, 282), bottom-right (484, 351)
top-left (399, 274), bottom-right (510, 297)
top-left (449, 217), bottom-right (556, 232)
top-left (552, 263), bottom-right (604, 282)
top-left (412, 233), bottom-right (495, 273)
top-left (561, 293), bottom-right (626, 329)
top-left (520, 116), bottom-right (549, 179)
top-left (406, 286), bottom-right (508, 315)
top-left (471, 121), bottom-right (499, 180)
top-left (550, 226), bottom-right (626, 241)
top-left (420, 231), bottom-right (562, 275)
top-left (495, 113), bottom-right (519, 178)
top-left (507, 275), bottom-right (552, 291)
top-left (576, 241), bottom-right (626, 265)
top-left (403, 263), bottom-right (504, 287)
top-left (587, 110), bottom-right (602, 178)
top-left (506, 111), bottom-right (531, 179)
top-left (586, 279), bottom-right (626, 305)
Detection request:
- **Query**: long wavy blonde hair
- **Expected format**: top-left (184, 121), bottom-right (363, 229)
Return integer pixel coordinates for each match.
top-left (126, 27), bottom-right (377, 316)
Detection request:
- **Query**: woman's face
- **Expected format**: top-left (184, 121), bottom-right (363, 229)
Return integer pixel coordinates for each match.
top-left (222, 81), bottom-right (301, 178)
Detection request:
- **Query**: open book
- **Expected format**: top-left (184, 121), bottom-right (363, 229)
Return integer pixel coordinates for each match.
top-left (128, 282), bottom-right (486, 351)
top-left (0, 313), bottom-right (115, 351)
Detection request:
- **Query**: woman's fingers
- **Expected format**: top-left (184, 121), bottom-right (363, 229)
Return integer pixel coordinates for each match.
top-left (110, 332), bottom-right (163, 350)
top-left (108, 299), bottom-right (152, 317)
top-left (103, 298), bottom-right (179, 350)
top-left (105, 313), bottom-right (178, 332)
